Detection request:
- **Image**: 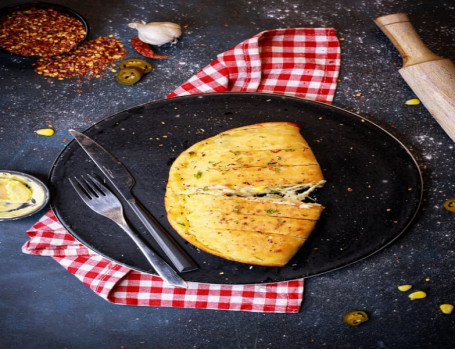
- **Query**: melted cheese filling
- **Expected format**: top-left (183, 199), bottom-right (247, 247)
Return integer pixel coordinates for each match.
top-left (182, 180), bottom-right (326, 205)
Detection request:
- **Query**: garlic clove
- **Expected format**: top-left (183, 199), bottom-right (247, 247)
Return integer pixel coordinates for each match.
top-left (128, 22), bottom-right (182, 46)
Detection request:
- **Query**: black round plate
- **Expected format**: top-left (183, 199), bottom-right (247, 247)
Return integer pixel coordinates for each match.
top-left (49, 93), bottom-right (423, 284)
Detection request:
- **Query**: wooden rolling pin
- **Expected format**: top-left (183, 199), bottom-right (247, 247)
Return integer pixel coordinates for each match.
top-left (374, 13), bottom-right (455, 142)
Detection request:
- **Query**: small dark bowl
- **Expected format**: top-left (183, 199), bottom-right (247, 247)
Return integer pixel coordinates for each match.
top-left (0, 2), bottom-right (90, 59)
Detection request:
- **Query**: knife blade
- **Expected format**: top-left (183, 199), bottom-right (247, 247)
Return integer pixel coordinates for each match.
top-left (69, 129), bottom-right (198, 273)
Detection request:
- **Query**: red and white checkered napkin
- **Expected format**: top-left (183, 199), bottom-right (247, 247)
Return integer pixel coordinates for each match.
top-left (22, 28), bottom-right (340, 313)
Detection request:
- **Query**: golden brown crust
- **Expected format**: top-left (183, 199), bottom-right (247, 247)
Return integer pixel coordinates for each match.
top-left (185, 226), bottom-right (305, 267)
top-left (164, 122), bottom-right (324, 267)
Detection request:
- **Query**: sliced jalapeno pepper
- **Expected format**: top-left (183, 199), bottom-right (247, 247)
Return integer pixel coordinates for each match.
top-left (119, 58), bottom-right (153, 73)
top-left (443, 198), bottom-right (455, 212)
top-left (116, 67), bottom-right (143, 85)
top-left (343, 311), bottom-right (369, 326)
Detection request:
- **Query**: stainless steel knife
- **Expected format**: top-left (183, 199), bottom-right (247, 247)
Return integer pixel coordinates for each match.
top-left (69, 129), bottom-right (198, 273)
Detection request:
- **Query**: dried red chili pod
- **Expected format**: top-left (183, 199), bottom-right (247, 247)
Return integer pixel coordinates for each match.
top-left (131, 37), bottom-right (170, 59)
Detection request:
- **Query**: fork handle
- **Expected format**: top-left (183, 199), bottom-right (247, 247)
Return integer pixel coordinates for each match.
top-left (127, 199), bottom-right (199, 273)
top-left (115, 220), bottom-right (188, 288)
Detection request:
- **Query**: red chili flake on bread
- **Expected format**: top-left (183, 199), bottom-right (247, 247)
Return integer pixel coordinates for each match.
top-left (33, 37), bottom-right (128, 79)
top-left (0, 7), bottom-right (86, 57)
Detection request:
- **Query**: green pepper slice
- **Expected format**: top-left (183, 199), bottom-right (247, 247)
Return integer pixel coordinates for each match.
top-left (443, 198), bottom-right (455, 212)
top-left (116, 67), bottom-right (143, 85)
top-left (343, 311), bottom-right (369, 326)
top-left (119, 58), bottom-right (153, 73)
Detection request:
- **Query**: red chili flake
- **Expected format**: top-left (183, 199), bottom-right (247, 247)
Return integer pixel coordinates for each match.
top-left (0, 7), bottom-right (86, 57)
top-left (347, 187), bottom-right (353, 192)
top-left (131, 37), bottom-right (170, 59)
top-left (33, 36), bottom-right (127, 79)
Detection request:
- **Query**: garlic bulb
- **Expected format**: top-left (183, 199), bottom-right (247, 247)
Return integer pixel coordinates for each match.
top-left (128, 21), bottom-right (182, 46)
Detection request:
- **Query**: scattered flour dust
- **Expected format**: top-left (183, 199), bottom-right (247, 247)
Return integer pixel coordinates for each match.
top-left (415, 134), bottom-right (447, 160)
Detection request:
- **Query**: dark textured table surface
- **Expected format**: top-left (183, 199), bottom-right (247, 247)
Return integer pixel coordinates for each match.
top-left (1, 0), bottom-right (454, 348)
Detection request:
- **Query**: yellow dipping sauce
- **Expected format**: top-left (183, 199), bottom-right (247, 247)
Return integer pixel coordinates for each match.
top-left (0, 172), bottom-right (48, 220)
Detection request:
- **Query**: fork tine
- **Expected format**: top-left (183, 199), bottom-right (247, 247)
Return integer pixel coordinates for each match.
top-left (74, 176), bottom-right (97, 199)
top-left (86, 174), bottom-right (109, 194)
top-left (84, 174), bottom-right (106, 197)
top-left (69, 177), bottom-right (91, 201)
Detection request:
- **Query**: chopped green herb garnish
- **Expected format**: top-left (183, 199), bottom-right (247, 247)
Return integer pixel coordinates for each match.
top-left (194, 171), bottom-right (203, 179)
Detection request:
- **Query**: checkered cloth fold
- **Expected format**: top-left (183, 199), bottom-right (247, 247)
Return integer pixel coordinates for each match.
top-left (22, 28), bottom-right (340, 313)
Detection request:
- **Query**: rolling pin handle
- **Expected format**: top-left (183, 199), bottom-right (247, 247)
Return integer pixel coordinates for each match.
top-left (374, 13), bottom-right (442, 67)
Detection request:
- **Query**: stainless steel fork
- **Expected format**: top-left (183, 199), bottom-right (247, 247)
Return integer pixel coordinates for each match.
top-left (69, 174), bottom-right (187, 288)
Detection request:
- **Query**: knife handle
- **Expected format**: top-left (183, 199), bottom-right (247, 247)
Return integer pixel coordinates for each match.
top-left (374, 13), bottom-right (443, 67)
top-left (128, 199), bottom-right (199, 273)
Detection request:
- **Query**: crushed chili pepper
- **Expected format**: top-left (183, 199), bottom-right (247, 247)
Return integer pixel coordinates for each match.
top-left (131, 37), bottom-right (169, 59)
top-left (33, 37), bottom-right (127, 79)
top-left (0, 7), bottom-right (86, 57)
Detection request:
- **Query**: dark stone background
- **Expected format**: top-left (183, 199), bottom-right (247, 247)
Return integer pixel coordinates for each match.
top-left (1, 0), bottom-right (454, 348)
